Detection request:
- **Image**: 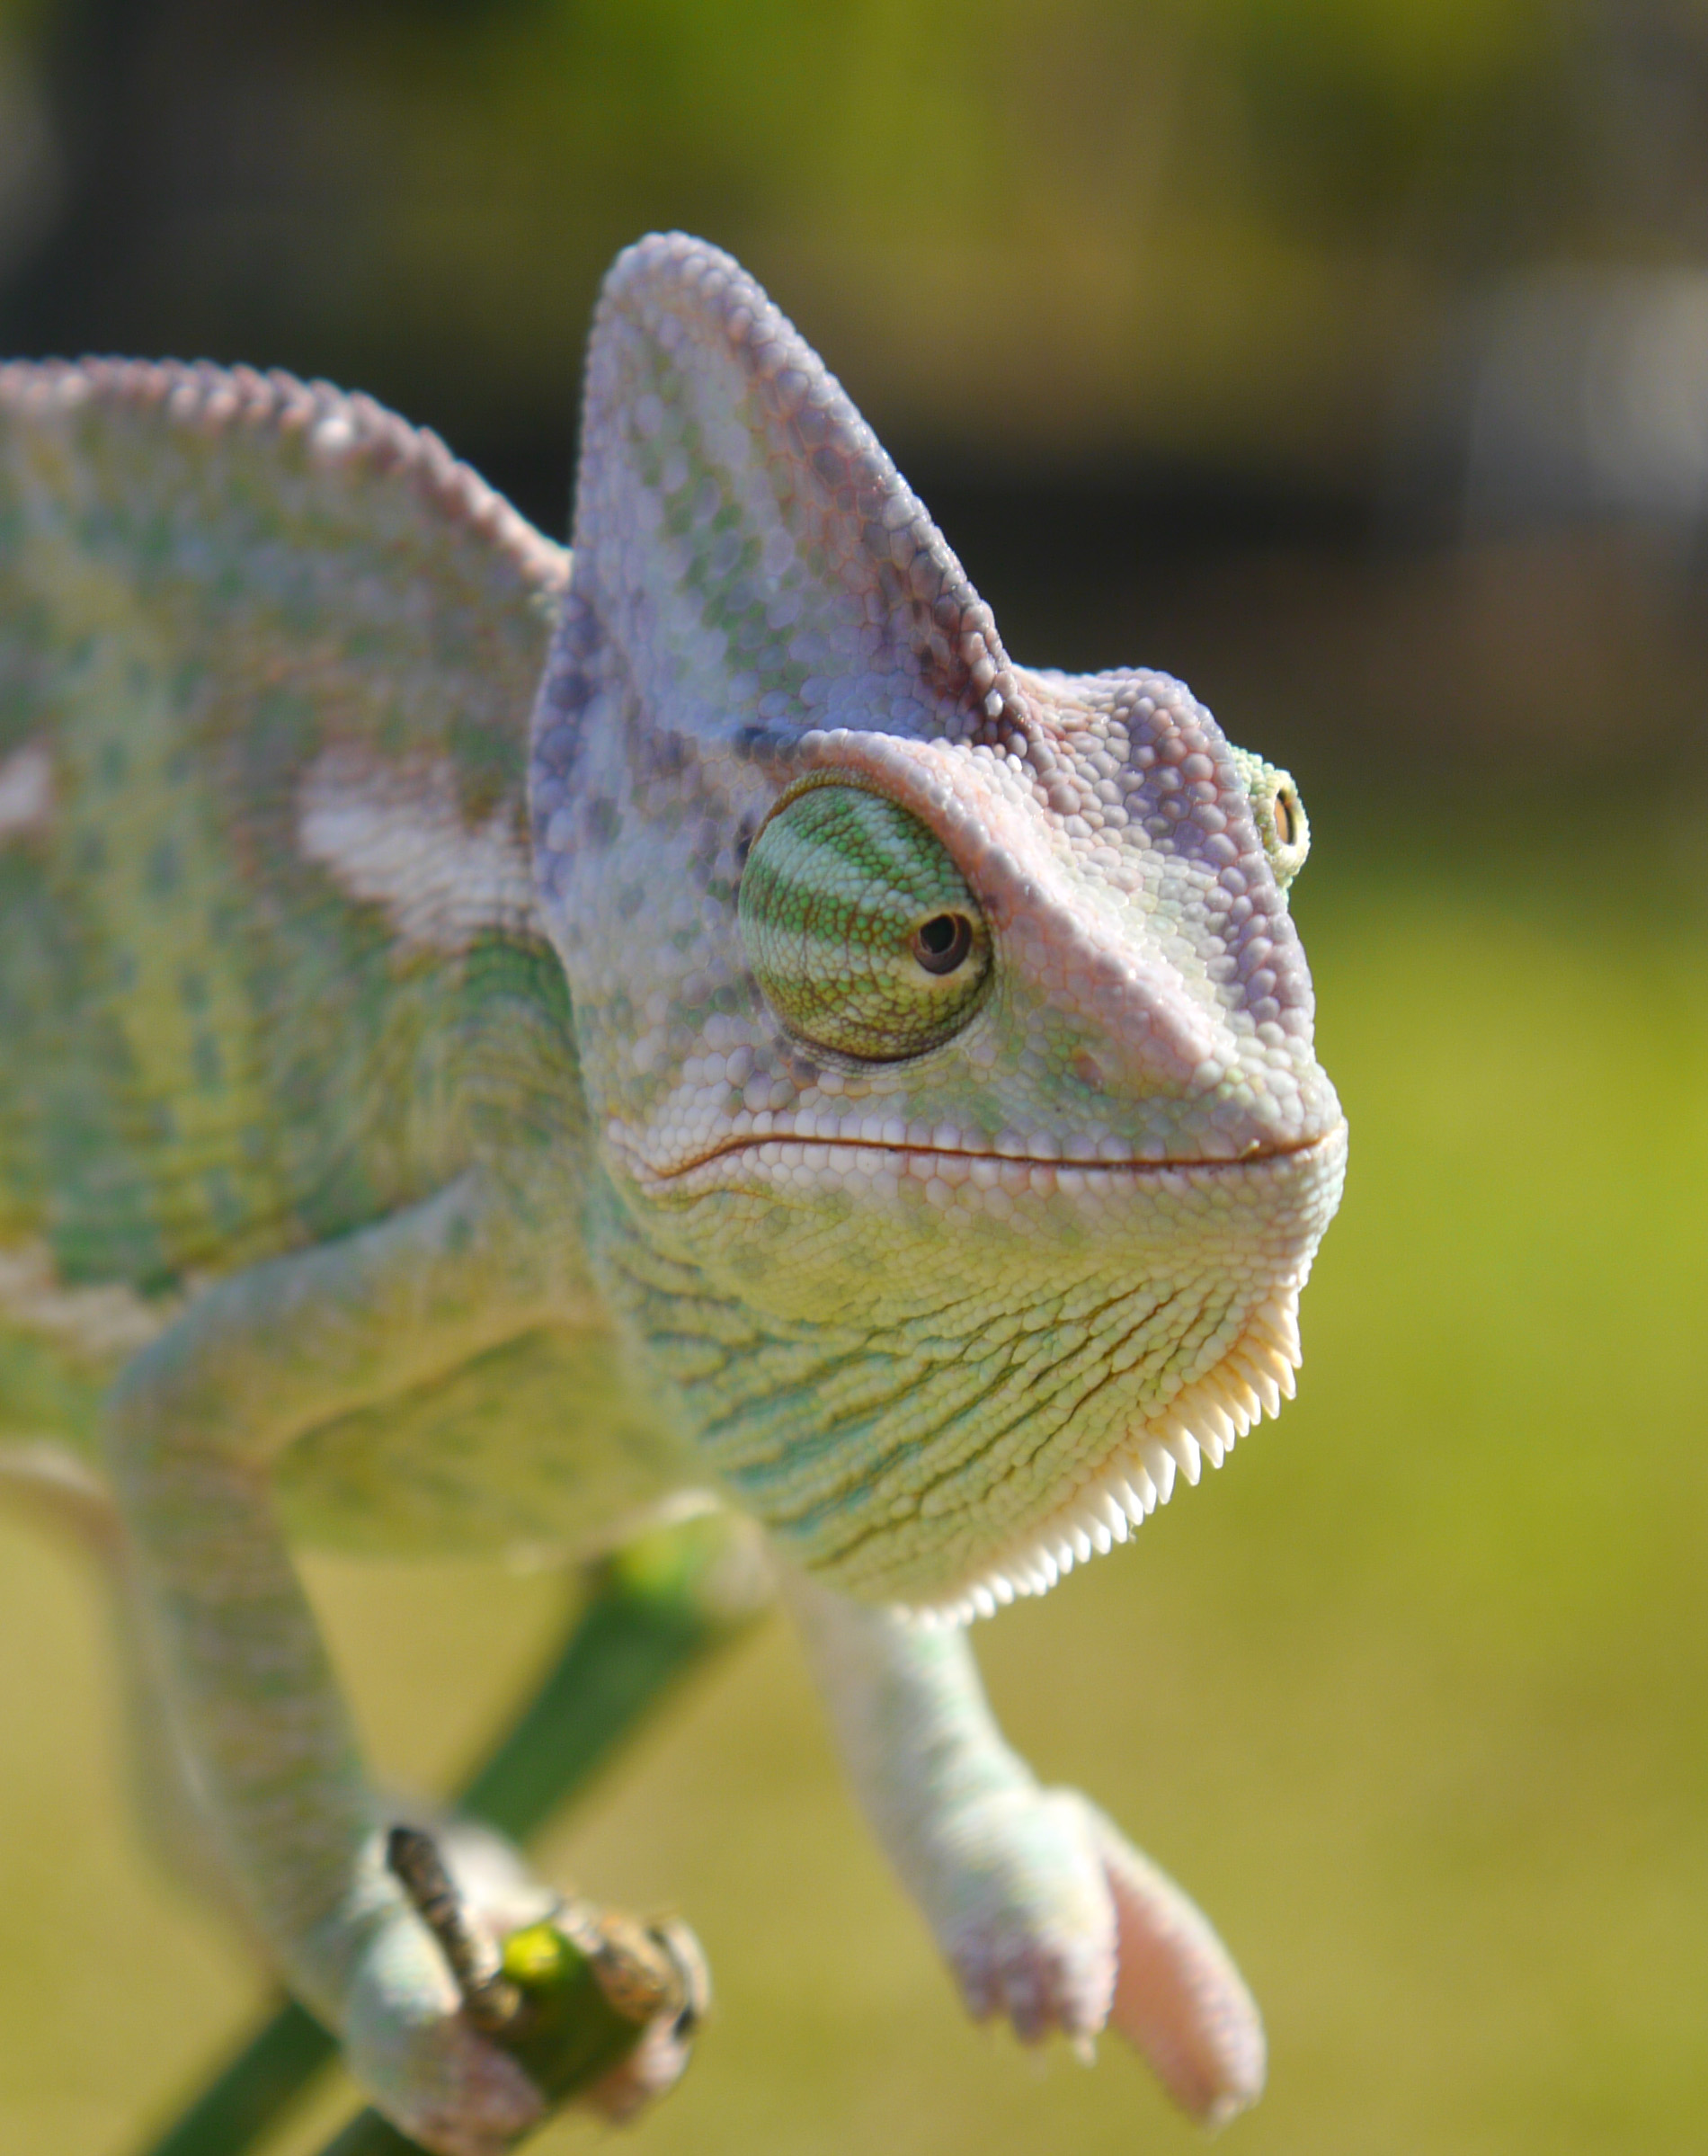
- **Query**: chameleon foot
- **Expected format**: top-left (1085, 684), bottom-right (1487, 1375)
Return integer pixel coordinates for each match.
top-left (348, 1825), bottom-right (706, 2153)
top-left (930, 1787), bottom-right (1263, 2124)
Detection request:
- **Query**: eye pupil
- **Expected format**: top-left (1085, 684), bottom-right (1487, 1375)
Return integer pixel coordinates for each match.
top-left (1273, 791), bottom-right (1294, 848)
top-left (912, 913), bottom-right (972, 976)
top-left (918, 915), bottom-right (956, 955)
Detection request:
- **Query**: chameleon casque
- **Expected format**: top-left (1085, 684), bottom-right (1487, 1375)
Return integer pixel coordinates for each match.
top-left (0, 235), bottom-right (1347, 2152)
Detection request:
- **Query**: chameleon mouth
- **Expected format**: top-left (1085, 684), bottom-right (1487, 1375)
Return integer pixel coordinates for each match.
top-left (630, 1120), bottom-right (1348, 1619)
top-left (648, 1123), bottom-right (1343, 1188)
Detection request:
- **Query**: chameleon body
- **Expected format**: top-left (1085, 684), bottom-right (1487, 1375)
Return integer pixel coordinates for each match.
top-left (0, 236), bottom-right (1346, 2152)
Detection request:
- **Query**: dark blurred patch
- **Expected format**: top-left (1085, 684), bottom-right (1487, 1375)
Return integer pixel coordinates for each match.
top-left (4, 0), bottom-right (1708, 791)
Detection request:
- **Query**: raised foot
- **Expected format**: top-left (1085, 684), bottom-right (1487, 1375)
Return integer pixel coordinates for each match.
top-left (939, 1789), bottom-right (1265, 2125)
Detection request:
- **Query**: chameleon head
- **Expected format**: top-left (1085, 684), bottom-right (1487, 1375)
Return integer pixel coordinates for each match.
top-left (531, 235), bottom-right (1347, 1615)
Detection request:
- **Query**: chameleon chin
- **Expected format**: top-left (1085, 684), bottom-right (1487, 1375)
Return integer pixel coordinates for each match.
top-left (0, 235), bottom-right (1344, 2154)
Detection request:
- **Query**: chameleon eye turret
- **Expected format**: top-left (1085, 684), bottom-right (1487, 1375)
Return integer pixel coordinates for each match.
top-left (1229, 746), bottom-right (1312, 893)
top-left (1265, 777), bottom-right (1310, 887)
top-left (738, 783), bottom-right (992, 1061)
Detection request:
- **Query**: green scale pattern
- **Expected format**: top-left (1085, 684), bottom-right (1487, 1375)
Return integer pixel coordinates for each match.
top-left (738, 780), bottom-right (992, 1059)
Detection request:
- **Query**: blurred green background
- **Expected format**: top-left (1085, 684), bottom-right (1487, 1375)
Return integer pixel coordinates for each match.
top-left (2, 2), bottom-right (1706, 2152)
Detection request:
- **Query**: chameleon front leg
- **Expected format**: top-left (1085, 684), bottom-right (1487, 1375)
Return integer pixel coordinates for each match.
top-left (105, 1174), bottom-right (560, 2156)
top-left (785, 1574), bottom-right (1266, 2125)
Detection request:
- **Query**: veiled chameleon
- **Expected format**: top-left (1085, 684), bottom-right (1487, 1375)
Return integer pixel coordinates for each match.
top-left (0, 235), bottom-right (1346, 2152)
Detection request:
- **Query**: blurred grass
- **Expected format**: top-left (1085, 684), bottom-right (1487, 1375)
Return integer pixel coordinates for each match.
top-left (0, 0), bottom-right (1593, 482)
top-left (2, 787), bottom-right (1705, 2155)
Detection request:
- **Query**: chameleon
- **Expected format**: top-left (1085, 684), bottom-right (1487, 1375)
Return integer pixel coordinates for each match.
top-left (0, 233), bottom-right (1347, 2153)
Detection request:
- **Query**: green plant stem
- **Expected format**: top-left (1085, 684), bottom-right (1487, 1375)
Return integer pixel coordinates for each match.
top-left (134, 1515), bottom-right (764, 2156)
top-left (310, 2112), bottom-right (423, 2156)
top-left (132, 2005), bottom-right (334, 2156)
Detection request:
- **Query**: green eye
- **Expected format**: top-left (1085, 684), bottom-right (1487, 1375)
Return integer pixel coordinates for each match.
top-left (739, 784), bottom-right (991, 1061)
top-left (1229, 746), bottom-right (1310, 894)
top-left (1263, 778), bottom-right (1309, 887)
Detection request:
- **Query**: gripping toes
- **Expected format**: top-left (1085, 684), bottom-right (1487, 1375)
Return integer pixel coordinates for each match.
top-left (338, 1822), bottom-right (551, 2154)
top-left (339, 1820), bottom-right (709, 2155)
top-left (342, 1906), bottom-right (546, 2156)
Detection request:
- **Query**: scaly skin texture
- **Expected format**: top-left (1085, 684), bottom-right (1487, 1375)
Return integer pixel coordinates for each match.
top-left (0, 236), bottom-right (1345, 2153)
